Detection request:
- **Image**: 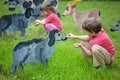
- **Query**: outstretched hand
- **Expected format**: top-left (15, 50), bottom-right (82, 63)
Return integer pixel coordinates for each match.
top-left (67, 33), bottom-right (75, 38)
top-left (35, 20), bottom-right (41, 26)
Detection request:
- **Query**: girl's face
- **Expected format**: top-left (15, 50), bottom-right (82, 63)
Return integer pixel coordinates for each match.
top-left (41, 10), bottom-right (49, 16)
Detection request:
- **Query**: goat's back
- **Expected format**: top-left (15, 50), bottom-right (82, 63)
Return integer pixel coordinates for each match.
top-left (13, 38), bottom-right (45, 52)
top-left (7, 13), bottom-right (28, 31)
top-left (75, 9), bottom-right (100, 23)
top-left (12, 38), bottom-right (46, 64)
top-left (76, 9), bottom-right (100, 17)
top-left (87, 9), bottom-right (100, 18)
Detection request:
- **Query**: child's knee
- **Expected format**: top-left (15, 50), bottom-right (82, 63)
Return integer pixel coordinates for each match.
top-left (92, 45), bottom-right (101, 54)
top-left (44, 24), bottom-right (49, 28)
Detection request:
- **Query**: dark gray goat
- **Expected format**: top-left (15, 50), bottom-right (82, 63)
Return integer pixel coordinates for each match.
top-left (4, 0), bottom-right (60, 18)
top-left (12, 29), bottom-right (67, 75)
top-left (110, 20), bottom-right (120, 31)
top-left (0, 8), bottom-right (38, 37)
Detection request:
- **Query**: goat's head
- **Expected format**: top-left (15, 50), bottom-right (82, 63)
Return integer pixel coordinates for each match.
top-left (48, 29), bottom-right (67, 47)
top-left (33, 0), bottom-right (44, 6)
top-left (110, 20), bottom-right (120, 31)
top-left (44, 0), bottom-right (58, 10)
top-left (5, 0), bottom-right (19, 11)
top-left (25, 8), bottom-right (39, 18)
top-left (62, 5), bottom-right (76, 16)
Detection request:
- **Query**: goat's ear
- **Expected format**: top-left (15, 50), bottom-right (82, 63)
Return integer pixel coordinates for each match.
top-left (71, 4), bottom-right (76, 9)
top-left (48, 29), bottom-right (58, 47)
top-left (25, 8), bottom-right (33, 18)
top-left (4, 1), bottom-right (8, 4)
top-left (16, 0), bottom-right (19, 4)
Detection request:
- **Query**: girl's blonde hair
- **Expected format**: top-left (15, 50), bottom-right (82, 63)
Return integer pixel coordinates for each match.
top-left (40, 2), bottom-right (56, 13)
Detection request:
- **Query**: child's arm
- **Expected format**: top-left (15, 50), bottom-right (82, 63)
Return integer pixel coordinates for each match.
top-left (35, 19), bottom-right (46, 26)
top-left (67, 33), bottom-right (91, 42)
top-left (74, 43), bottom-right (92, 57)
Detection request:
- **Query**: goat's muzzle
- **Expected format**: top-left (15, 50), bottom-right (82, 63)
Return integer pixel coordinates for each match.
top-left (63, 37), bottom-right (67, 41)
top-left (9, 8), bottom-right (15, 11)
top-left (62, 15), bottom-right (65, 17)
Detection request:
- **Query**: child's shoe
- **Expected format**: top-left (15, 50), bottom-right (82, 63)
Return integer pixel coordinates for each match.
top-left (96, 65), bottom-right (106, 70)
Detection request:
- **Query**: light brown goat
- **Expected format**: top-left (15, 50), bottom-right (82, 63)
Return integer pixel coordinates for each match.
top-left (63, 5), bottom-right (100, 31)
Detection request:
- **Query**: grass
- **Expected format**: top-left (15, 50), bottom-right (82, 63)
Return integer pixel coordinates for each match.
top-left (0, 1), bottom-right (120, 80)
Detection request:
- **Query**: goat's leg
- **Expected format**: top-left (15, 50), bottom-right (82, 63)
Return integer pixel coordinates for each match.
top-left (40, 51), bottom-right (49, 65)
top-left (19, 20), bottom-right (25, 37)
top-left (41, 57), bottom-right (47, 64)
top-left (20, 26), bottom-right (25, 37)
top-left (11, 61), bottom-right (17, 75)
top-left (17, 62), bottom-right (23, 71)
top-left (41, 59), bottom-right (48, 68)
top-left (41, 56), bottom-right (48, 65)
top-left (20, 29), bottom-right (25, 37)
top-left (46, 59), bottom-right (48, 64)
top-left (3, 30), bottom-right (7, 36)
top-left (0, 30), bottom-right (2, 37)
top-left (43, 59), bottom-right (48, 65)
top-left (78, 24), bottom-right (82, 31)
top-left (13, 30), bottom-right (16, 37)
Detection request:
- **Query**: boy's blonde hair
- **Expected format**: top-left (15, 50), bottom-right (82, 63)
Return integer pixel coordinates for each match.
top-left (82, 17), bottom-right (102, 33)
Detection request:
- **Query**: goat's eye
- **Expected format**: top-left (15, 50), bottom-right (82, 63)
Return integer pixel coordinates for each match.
top-left (66, 8), bottom-right (69, 11)
top-left (66, 7), bottom-right (69, 11)
top-left (58, 34), bottom-right (60, 36)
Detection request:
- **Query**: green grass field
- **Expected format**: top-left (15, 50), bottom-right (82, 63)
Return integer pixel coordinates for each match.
top-left (0, 1), bottom-right (120, 80)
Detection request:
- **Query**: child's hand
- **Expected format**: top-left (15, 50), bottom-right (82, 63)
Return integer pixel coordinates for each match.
top-left (35, 23), bottom-right (39, 26)
top-left (35, 20), bottom-right (41, 26)
top-left (67, 33), bottom-right (75, 38)
top-left (74, 43), bottom-right (82, 48)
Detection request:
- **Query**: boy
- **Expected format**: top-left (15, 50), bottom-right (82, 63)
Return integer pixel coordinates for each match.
top-left (67, 18), bottom-right (115, 69)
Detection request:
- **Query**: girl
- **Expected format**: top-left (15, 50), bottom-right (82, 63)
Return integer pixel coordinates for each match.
top-left (67, 18), bottom-right (115, 69)
top-left (35, 2), bottom-right (62, 33)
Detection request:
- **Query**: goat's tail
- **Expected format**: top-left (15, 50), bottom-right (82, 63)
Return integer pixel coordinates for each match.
top-left (99, 10), bottom-right (101, 16)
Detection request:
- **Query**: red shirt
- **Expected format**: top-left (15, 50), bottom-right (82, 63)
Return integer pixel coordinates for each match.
top-left (91, 28), bottom-right (115, 57)
top-left (45, 12), bottom-right (62, 31)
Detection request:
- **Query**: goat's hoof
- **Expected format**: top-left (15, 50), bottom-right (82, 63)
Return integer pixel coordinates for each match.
top-left (13, 75), bottom-right (17, 78)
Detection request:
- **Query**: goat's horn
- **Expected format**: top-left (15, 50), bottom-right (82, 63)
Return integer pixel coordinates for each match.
top-left (67, 0), bottom-right (82, 6)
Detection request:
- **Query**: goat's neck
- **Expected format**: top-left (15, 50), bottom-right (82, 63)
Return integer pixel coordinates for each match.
top-left (71, 10), bottom-right (79, 23)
